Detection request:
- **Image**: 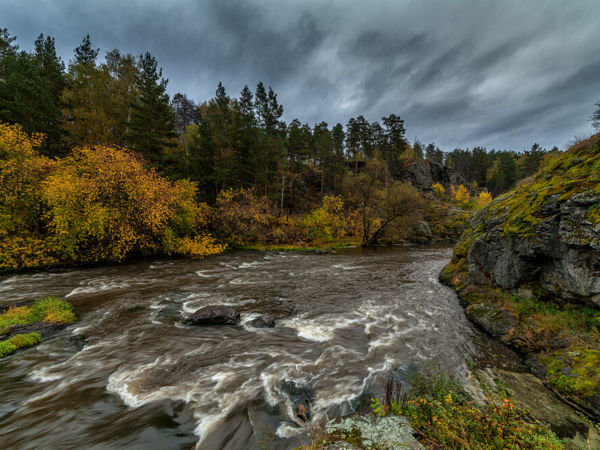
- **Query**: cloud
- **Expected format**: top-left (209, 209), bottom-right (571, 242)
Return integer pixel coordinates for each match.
top-left (3, 0), bottom-right (599, 150)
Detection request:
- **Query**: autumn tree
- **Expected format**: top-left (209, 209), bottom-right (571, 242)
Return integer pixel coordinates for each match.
top-left (345, 160), bottom-right (423, 246)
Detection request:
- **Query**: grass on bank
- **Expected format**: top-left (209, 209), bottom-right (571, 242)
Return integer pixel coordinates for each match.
top-left (0, 297), bottom-right (75, 358)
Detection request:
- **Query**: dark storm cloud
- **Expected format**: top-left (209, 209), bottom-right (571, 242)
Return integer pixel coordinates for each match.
top-left (2, 0), bottom-right (599, 150)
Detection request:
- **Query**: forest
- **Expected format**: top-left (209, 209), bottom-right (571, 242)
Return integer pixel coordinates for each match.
top-left (0, 29), bottom-right (561, 270)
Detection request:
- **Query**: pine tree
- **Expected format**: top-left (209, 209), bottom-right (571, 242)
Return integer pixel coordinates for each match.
top-left (74, 34), bottom-right (99, 66)
top-left (236, 85), bottom-right (257, 186)
top-left (126, 52), bottom-right (176, 167)
top-left (591, 100), bottom-right (600, 132)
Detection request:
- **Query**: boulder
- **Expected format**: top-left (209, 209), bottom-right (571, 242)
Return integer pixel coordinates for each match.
top-left (466, 189), bottom-right (600, 305)
top-left (466, 302), bottom-right (517, 338)
top-left (325, 415), bottom-right (423, 449)
top-left (247, 315), bottom-right (275, 328)
top-left (279, 380), bottom-right (313, 422)
top-left (186, 305), bottom-right (240, 326)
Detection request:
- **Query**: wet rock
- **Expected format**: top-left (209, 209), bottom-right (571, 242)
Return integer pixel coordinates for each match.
top-left (314, 249), bottom-right (329, 254)
top-left (411, 221), bottom-right (433, 243)
top-left (0, 299), bottom-right (35, 314)
top-left (185, 305), bottom-right (240, 326)
top-left (3, 322), bottom-right (67, 339)
top-left (279, 381), bottom-right (313, 422)
top-left (247, 315), bottom-right (275, 328)
top-left (275, 299), bottom-right (297, 316)
top-left (466, 189), bottom-right (600, 304)
top-left (465, 302), bottom-right (517, 338)
top-left (69, 334), bottom-right (87, 351)
top-left (325, 415), bottom-right (423, 449)
top-left (474, 368), bottom-right (600, 448)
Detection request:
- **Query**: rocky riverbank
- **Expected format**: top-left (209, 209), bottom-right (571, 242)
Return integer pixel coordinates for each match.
top-left (441, 134), bottom-right (600, 420)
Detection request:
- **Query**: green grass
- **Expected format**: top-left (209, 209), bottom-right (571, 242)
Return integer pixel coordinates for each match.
top-left (0, 297), bottom-right (75, 358)
top-left (0, 297), bottom-right (75, 335)
top-left (0, 332), bottom-right (42, 357)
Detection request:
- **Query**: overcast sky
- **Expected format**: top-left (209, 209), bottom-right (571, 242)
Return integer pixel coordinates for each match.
top-left (2, 0), bottom-right (599, 150)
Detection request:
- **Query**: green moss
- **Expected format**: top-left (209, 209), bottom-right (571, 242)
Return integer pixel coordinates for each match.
top-left (0, 297), bottom-right (75, 335)
top-left (480, 136), bottom-right (600, 238)
top-left (542, 348), bottom-right (600, 399)
top-left (0, 332), bottom-right (42, 357)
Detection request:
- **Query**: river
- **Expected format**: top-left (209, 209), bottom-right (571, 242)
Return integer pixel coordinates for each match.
top-left (0, 245), bottom-right (529, 449)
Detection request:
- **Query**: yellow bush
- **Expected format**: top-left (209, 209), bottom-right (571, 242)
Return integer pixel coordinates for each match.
top-left (476, 190), bottom-right (493, 207)
top-left (432, 183), bottom-right (446, 200)
top-left (0, 123), bottom-right (222, 270)
top-left (450, 184), bottom-right (470, 204)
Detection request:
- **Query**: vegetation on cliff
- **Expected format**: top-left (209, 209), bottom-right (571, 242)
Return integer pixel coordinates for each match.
top-left (441, 134), bottom-right (600, 419)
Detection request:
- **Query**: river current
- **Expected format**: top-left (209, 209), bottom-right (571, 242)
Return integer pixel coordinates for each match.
top-left (0, 245), bottom-right (524, 449)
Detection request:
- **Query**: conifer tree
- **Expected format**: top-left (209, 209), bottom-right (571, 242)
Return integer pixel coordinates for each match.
top-left (73, 34), bottom-right (99, 66)
top-left (126, 52), bottom-right (176, 167)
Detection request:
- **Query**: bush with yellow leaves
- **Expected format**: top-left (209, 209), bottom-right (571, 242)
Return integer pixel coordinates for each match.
top-left (0, 122), bottom-right (222, 270)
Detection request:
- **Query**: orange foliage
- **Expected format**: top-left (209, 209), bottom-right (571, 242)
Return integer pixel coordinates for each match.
top-left (0, 122), bottom-right (222, 270)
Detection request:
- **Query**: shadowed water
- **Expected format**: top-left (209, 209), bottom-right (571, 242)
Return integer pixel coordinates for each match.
top-left (0, 245), bottom-right (523, 449)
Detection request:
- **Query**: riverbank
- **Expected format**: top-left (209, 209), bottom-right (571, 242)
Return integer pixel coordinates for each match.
top-left (438, 134), bottom-right (600, 427)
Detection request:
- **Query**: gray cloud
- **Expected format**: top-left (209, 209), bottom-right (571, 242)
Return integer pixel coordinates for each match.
top-left (2, 0), bottom-right (599, 150)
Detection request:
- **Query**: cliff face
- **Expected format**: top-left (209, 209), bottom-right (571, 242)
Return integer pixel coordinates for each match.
top-left (441, 134), bottom-right (600, 419)
top-left (396, 160), bottom-right (463, 192)
top-left (463, 134), bottom-right (600, 304)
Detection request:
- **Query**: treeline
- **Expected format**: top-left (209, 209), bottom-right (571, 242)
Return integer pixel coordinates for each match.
top-left (0, 28), bottom-right (557, 209)
top-left (443, 143), bottom-right (559, 195)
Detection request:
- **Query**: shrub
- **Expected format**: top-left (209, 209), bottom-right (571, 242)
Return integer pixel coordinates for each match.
top-left (0, 123), bottom-right (222, 270)
top-left (370, 371), bottom-right (564, 449)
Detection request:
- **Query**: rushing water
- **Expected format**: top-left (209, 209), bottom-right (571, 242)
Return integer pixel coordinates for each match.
top-left (0, 245), bottom-right (525, 449)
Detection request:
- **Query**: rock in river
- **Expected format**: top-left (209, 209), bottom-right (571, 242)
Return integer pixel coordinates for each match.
top-left (247, 315), bottom-right (276, 328)
top-left (186, 305), bottom-right (240, 326)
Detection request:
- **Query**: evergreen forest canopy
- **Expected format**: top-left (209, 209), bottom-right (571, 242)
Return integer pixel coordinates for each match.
top-left (0, 29), bottom-right (576, 209)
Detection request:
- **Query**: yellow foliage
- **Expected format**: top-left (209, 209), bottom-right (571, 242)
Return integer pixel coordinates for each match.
top-left (432, 183), bottom-right (446, 200)
top-left (303, 195), bottom-right (357, 240)
top-left (450, 184), bottom-right (470, 204)
top-left (476, 190), bottom-right (493, 207)
top-left (176, 235), bottom-right (224, 258)
top-left (0, 123), bottom-right (222, 270)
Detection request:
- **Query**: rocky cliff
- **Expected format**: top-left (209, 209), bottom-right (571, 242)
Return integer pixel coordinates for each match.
top-left (441, 134), bottom-right (600, 419)
top-left (396, 159), bottom-right (463, 192)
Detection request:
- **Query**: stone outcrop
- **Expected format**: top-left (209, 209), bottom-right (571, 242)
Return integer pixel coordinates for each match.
top-left (186, 305), bottom-right (240, 326)
top-left (396, 159), bottom-right (463, 192)
top-left (467, 190), bottom-right (600, 306)
top-left (325, 415), bottom-right (423, 449)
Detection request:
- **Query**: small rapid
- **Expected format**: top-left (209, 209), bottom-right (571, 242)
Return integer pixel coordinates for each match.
top-left (0, 245), bottom-right (523, 449)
